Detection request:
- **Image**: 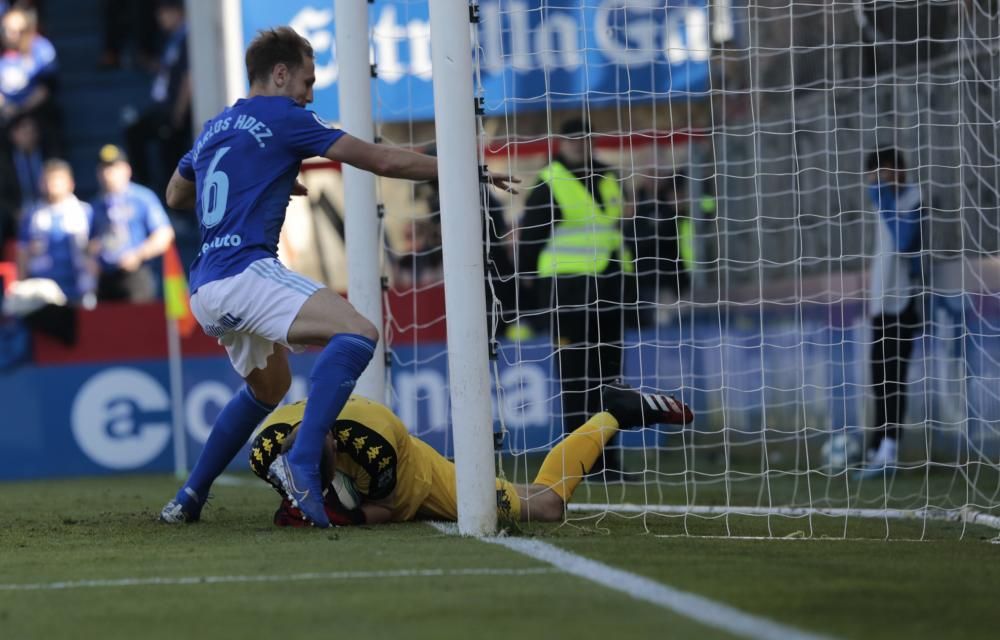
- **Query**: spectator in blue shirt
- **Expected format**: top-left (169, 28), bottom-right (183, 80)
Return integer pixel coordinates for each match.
top-left (124, 0), bottom-right (190, 196)
top-left (15, 159), bottom-right (94, 304)
top-left (0, 7), bottom-right (58, 136)
top-left (88, 144), bottom-right (175, 302)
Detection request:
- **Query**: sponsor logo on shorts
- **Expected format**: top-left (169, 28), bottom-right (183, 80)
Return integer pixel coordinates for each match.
top-left (203, 313), bottom-right (242, 338)
top-left (219, 313), bottom-right (242, 329)
top-left (203, 324), bottom-right (226, 338)
top-left (201, 233), bottom-right (243, 254)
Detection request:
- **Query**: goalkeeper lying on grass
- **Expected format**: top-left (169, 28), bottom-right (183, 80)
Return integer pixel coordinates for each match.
top-left (249, 386), bottom-right (693, 527)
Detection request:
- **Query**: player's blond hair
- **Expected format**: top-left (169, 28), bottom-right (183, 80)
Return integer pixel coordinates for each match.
top-left (245, 26), bottom-right (314, 86)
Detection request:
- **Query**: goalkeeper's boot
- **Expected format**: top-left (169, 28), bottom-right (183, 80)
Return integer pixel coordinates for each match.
top-left (856, 437), bottom-right (899, 480)
top-left (267, 454), bottom-right (331, 528)
top-left (159, 487), bottom-right (204, 524)
top-left (602, 382), bottom-right (694, 428)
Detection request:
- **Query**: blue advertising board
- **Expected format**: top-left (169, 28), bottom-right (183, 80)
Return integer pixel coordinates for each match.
top-left (240, 0), bottom-right (713, 122)
top-left (2, 299), bottom-right (997, 482)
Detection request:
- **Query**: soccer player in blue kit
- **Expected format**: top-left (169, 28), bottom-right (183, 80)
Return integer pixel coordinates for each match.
top-left (159, 27), bottom-right (515, 528)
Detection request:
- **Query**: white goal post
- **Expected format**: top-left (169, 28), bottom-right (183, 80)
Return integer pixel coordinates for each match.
top-left (428, 1), bottom-right (499, 536)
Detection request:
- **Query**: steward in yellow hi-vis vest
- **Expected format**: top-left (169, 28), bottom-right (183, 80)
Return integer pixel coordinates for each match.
top-left (535, 160), bottom-right (632, 276)
top-left (515, 118), bottom-right (637, 477)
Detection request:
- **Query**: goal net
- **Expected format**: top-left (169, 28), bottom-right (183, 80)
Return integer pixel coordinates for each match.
top-left (452, 0), bottom-right (1000, 539)
top-left (295, 0), bottom-right (1000, 539)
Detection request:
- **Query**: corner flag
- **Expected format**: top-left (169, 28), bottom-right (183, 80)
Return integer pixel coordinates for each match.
top-left (164, 243), bottom-right (196, 337)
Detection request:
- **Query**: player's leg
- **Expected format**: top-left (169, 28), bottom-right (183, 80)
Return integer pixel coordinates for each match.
top-left (881, 325), bottom-right (908, 444)
top-left (887, 302), bottom-right (919, 446)
top-left (268, 287), bottom-right (377, 528)
top-left (530, 411), bottom-right (619, 515)
top-left (161, 346), bottom-right (288, 523)
top-left (286, 287), bottom-right (378, 343)
top-left (868, 314), bottom-right (891, 455)
top-left (517, 485), bottom-right (564, 522)
top-left (862, 309), bottom-right (916, 477)
top-left (863, 313), bottom-right (902, 477)
top-left (523, 385), bottom-right (695, 521)
top-left (413, 396), bottom-right (690, 525)
top-left (518, 411), bottom-right (622, 522)
top-left (162, 260), bottom-right (323, 523)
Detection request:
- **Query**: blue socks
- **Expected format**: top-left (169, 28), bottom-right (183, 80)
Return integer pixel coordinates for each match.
top-left (288, 333), bottom-right (376, 468)
top-left (178, 384), bottom-right (276, 505)
top-left (177, 333), bottom-right (376, 508)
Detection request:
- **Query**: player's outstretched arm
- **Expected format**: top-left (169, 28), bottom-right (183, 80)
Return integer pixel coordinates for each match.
top-left (324, 133), bottom-right (436, 181)
top-left (325, 134), bottom-right (519, 192)
top-left (165, 169), bottom-right (196, 210)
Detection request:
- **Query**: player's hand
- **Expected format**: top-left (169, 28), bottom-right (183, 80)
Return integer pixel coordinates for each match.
top-left (291, 180), bottom-right (309, 197)
top-left (323, 491), bottom-right (366, 526)
top-left (485, 171), bottom-right (521, 194)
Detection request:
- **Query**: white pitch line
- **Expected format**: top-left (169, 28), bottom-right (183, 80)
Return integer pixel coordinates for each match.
top-left (212, 474), bottom-right (266, 487)
top-left (0, 567), bottom-right (556, 592)
top-left (429, 523), bottom-right (832, 640)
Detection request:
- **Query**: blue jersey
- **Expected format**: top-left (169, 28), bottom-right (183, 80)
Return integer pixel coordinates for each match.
top-left (0, 35), bottom-right (57, 106)
top-left (90, 182), bottom-right (172, 271)
top-left (18, 196), bottom-right (93, 302)
top-left (177, 95), bottom-right (344, 292)
top-left (868, 183), bottom-right (922, 252)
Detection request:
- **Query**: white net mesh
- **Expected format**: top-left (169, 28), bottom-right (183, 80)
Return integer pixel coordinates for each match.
top-left (301, 1), bottom-right (1000, 538)
top-left (460, 0), bottom-right (1000, 538)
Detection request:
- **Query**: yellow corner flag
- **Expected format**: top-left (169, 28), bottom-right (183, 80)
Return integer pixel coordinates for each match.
top-left (164, 242), bottom-right (197, 337)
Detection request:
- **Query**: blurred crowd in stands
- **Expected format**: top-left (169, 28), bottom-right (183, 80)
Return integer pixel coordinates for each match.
top-left (0, 0), bottom-right (186, 343)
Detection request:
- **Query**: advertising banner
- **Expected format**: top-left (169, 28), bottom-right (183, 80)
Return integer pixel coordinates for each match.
top-left (3, 298), bottom-right (995, 482)
top-left (240, 0), bottom-right (713, 122)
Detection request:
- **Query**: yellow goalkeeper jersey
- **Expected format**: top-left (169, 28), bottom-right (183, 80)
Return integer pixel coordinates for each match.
top-left (251, 395), bottom-right (434, 522)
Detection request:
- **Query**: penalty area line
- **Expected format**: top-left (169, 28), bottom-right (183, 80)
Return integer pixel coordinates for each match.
top-left (0, 567), bottom-right (557, 592)
top-left (429, 522), bottom-right (833, 640)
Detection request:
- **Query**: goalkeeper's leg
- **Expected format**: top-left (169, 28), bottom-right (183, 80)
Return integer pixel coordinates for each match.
top-left (411, 413), bottom-right (622, 524)
top-left (527, 412), bottom-right (620, 517)
top-left (522, 386), bottom-right (694, 521)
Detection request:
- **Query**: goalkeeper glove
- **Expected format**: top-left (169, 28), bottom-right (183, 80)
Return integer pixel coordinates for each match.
top-left (272, 497), bottom-right (366, 528)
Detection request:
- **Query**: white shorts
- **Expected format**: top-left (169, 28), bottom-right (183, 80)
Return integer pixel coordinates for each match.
top-left (190, 258), bottom-right (322, 377)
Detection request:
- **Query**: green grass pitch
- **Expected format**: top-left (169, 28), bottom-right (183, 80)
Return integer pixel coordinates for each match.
top-left (0, 474), bottom-right (997, 639)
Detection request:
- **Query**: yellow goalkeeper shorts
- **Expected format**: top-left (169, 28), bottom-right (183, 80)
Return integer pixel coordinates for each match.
top-left (410, 438), bottom-right (521, 522)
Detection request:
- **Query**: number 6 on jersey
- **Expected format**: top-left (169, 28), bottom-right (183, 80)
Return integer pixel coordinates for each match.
top-left (202, 146), bottom-right (231, 228)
